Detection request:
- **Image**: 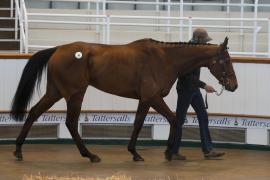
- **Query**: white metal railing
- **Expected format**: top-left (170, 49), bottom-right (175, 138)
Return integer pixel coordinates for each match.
top-left (26, 12), bottom-right (270, 57)
top-left (14, 0), bottom-right (28, 53)
top-left (10, 0), bottom-right (14, 17)
top-left (19, 0), bottom-right (270, 57)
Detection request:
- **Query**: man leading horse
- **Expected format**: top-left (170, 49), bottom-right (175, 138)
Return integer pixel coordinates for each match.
top-left (171, 28), bottom-right (225, 160)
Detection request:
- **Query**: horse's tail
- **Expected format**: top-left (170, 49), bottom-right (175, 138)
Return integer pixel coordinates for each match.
top-left (11, 47), bottom-right (57, 121)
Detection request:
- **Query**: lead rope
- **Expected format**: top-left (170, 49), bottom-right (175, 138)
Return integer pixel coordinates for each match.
top-left (205, 93), bottom-right (208, 109)
top-left (205, 86), bottom-right (225, 109)
top-left (215, 85), bottom-right (225, 96)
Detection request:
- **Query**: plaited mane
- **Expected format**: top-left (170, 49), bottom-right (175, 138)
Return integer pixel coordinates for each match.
top-left (146, 38), bottom-right (213, 47)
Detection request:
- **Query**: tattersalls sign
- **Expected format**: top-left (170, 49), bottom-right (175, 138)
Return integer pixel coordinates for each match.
top-left (0, 112), bottom-right (270, 129)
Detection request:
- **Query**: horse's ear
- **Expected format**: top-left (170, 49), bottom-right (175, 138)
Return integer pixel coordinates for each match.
top-left (223, 37), bottom-right (229, 49)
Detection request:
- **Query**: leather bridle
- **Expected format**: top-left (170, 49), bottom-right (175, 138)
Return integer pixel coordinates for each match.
top-left (209, 49), bottom-right (233, 89)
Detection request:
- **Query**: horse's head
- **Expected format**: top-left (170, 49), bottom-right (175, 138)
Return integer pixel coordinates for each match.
top-left (207, 37), bottom-right (238, 92)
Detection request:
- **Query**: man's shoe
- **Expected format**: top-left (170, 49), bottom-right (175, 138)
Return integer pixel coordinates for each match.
top-left (171, 153), bottom-right (187, 160)
top-left (204, 150), bottom-right (225, 159)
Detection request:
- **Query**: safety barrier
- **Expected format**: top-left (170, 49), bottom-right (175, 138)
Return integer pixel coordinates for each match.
top-left (1, 54), bottom-right (270, 63)
top-left (0, 55), bottom-right (269, 146)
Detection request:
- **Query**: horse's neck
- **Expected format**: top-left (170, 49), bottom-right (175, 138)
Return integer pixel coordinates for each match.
top-left (166, 45), bottom-right (217, 76)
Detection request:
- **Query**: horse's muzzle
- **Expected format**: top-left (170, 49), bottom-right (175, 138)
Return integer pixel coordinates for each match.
top-left (225, 83), bottom-right (238, 92)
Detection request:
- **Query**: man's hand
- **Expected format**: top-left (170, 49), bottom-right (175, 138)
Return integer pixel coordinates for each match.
top-left (204, 84), bottom-right (216, 93)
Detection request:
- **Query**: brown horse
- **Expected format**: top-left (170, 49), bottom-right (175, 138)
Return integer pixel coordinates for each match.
top-left (11, 37), bottom-right (237, 162)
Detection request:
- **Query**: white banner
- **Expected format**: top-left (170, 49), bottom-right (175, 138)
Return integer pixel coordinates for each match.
top-left (1, 112), bottom-right (270, 129)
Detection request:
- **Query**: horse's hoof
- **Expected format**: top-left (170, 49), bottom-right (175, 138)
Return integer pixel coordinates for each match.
top-left (164, 151), bottom-right (172, 161)
top-left (13, 151), bottom-right (23, 161)
top-left (90, 155), bottom-right (101, 163)
top-left (133, 155), bottom-right (144, 162)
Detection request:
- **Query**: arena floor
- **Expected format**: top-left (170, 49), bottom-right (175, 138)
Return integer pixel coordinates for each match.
top-left (0, 144), bottom-right (269, 180)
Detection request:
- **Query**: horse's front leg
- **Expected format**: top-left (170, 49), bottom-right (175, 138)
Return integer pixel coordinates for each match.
top-left (128, 101), bottom-right (150, 161)
top-left (149, 97), bottom-right (177, 161)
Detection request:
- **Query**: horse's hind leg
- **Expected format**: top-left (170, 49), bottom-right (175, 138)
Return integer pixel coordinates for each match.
top-left (65, 88), bottom-right (101, 163)
top-left (14, 91), bottom-right (61, 161)
top-left (128, 101), bottom-right (150, 161)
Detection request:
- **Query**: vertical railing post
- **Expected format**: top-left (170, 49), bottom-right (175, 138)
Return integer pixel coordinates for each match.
top-left (188, 17), bottom-right (192, 40)
top-left (96, 0), bottom-right (100, 33)
top-left (87, 0), bottom-right (91, 10)
top-left (11, 0), bottom-right (14, 17)
top-left (240, 0), bottom-right (244, 51)
top-left (153, 0), bottom-right (160, 31)
top-left (155, 0), bottom-right (160, 31)
top-left (167, 0), bottom-right (171, 34)
top-left (23, 0), bottom-right (28, 53)
top-left (252, 26), bottom-right (257, 56)
top-left (268, 18), bottom-right (270, 57)
top-left (20, 0), bottom-right (23, 53)
top-left (102, 16), bottom-right (105, 44)
top-left (179, 0), bottom-right (184, 41)
top-left (102, 0), bottom-right (106, 14)
top-left (102, 0), bottom-right (106, 44)
top-left (155, 0), bottom-right (159, 12)
top-left (87, 0), bottom-right (91, 31)
top-left (252, 0), bottom-right (258, 56)
top-left (226, 0), bottom-right (230, 14)
top-left (226, 0), bottom-right (230, 33)
top-left (14, 0), bottom-right (18, 40)
top-left (106, 14), bottom-right (110, 44)
top-left (240, 0), bottom-right (244, 35)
